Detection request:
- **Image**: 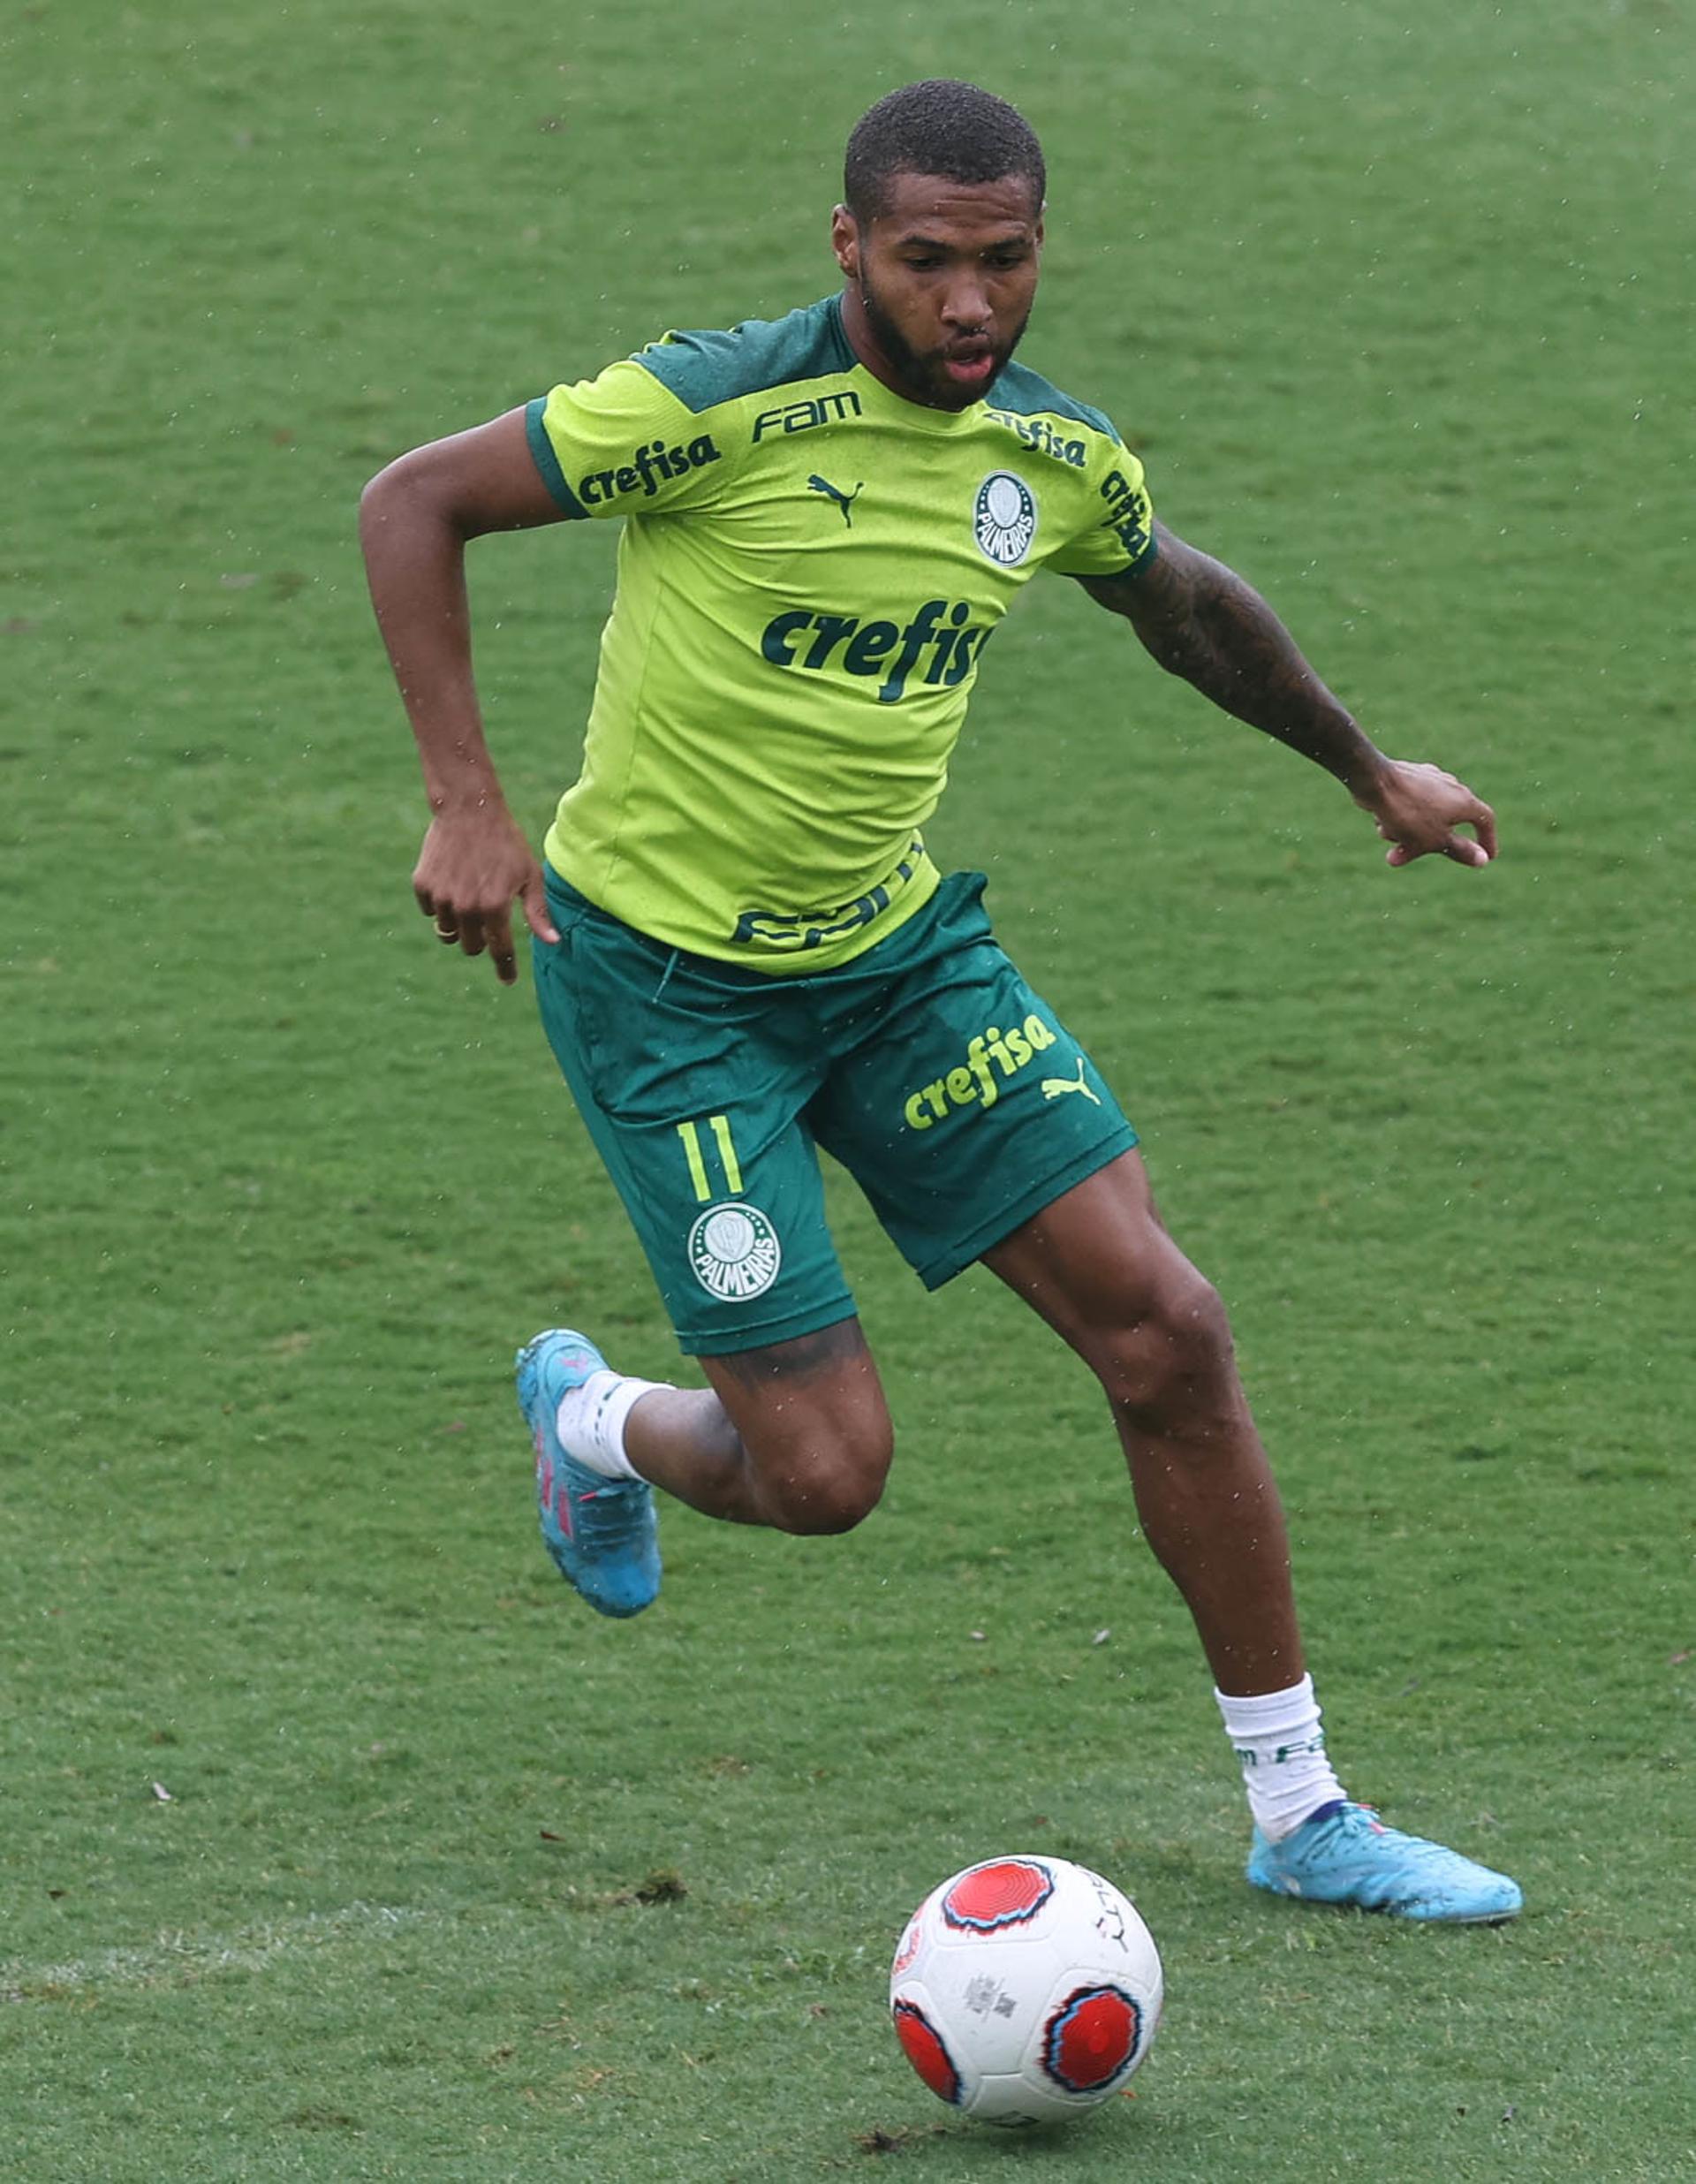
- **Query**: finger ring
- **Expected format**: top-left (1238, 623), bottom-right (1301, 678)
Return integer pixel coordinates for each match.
top-left (435, 922), bottom-right (458, 942)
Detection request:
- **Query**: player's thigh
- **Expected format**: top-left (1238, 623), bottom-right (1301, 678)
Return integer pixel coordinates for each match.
top-left (532, 891), bottom-right (855, 1355)
top-left (984, 1149), bottom-right (1238, 1409)
top-left (700, 1318), bottom-right (896, 1523)
top-left (809, 872), bottom-right (1138, 1292)
top-left (982, 1147), bottom-right (1208, 1335)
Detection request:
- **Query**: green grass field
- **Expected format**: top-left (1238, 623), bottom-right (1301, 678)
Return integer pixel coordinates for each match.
top-left (4, 1), bottom-right (1692, 2175)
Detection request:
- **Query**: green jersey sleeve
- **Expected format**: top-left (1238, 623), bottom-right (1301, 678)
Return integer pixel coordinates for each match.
top-left (525, 359), bottom-right (734, 520)
top-left (1043, 441), bottom-right (1157, 580)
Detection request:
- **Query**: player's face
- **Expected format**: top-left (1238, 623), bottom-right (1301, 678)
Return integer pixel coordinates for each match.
top-left (832, 171), bottom-right (1043, 411)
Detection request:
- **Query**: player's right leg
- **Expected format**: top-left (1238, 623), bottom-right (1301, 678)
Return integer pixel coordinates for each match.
top-left (524, 876), bottom-right (898, 1610)
top-left (521, 1316), bottom-right (893, 1606)
top-left (519, 1316), bottom-right (892, 1620)
top-left (626, 1318), bottom-right (893, 1535)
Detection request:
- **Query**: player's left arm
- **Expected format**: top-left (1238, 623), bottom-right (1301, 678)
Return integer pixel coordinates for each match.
top-left (1077, 522), bottom-right (1497, 868)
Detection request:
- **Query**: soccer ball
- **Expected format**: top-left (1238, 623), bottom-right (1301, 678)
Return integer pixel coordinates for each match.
top-left (889, 1854), bottom-right (1162, 2127)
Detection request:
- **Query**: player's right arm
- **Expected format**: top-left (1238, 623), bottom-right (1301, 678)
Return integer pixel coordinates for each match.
top-left (360, 407), bottom-right (569, 984)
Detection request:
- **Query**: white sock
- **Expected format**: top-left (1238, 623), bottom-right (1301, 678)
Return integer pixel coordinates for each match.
top-left (1215, 1674), bottom-right (1347, 1842)
top-left (554, 1369), bottom-right (669, 1483)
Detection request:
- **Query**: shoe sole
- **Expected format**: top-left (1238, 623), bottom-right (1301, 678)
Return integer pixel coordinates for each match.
top-left (1247, 1871), bottom-right (1523, 1923)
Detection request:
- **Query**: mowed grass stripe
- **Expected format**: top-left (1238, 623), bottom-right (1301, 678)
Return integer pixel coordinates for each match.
top-left (2, 1901), bottom-right (430, 2001)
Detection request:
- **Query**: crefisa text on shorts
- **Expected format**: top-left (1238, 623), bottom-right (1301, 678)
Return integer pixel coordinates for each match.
top-left (903, 1016), bottom-right (1059, 1130)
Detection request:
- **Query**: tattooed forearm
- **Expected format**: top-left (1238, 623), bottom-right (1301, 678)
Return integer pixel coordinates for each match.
top-left (1080, 527), bottom-right (1388, 792)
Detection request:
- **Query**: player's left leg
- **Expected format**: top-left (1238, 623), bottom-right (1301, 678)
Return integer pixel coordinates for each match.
top-left (812, 874), bottom-right (1518, 1919)
top-left (982, 1149), bottom-right (1298, 1696)
top-left (983, 1151), bottom-right (1521, 1922)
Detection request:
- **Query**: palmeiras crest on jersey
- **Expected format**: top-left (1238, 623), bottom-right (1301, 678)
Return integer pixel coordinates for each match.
top-left (973, 471), bottom-right (1038, 565)
top-left (687, 1202), bottom-right (783, 1300)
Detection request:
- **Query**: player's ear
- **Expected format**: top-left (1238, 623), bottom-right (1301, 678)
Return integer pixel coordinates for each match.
top-left (830, 204), bottom-right (859, 279)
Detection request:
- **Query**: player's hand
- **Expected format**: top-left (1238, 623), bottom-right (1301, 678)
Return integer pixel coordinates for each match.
top-left (412, 805), bottom-right (561, 985)
top-left (1355, 758), bottom-right (1497, 869)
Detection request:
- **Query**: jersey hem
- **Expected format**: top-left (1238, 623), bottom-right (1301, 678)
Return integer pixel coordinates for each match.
top-left (1122, 527), bottom-right (1159, 574)
top-left (542, 848), bottom-right (943, 980)
top-left (1060, 528), bottom-right (1159, 585)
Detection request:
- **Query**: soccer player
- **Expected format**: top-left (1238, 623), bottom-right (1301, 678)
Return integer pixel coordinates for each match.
top-left (361, 80), bottom-right (1520, 1922)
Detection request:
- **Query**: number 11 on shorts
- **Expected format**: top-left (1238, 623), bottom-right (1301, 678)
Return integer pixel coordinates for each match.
top-left (677, 1114), bottom-right (744, 1202)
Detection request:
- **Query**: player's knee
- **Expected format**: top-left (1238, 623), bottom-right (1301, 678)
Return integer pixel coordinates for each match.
top-left (1097, 1270), bottom-right (1238, 1429)
top-left (754, 1426), bottom-right (893, 1536)
top-left (773, 1473), bottom-right (886, 1536)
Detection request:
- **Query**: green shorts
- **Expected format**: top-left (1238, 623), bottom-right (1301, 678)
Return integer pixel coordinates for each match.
top-left (534, 868), bottom-right (1137, 1355)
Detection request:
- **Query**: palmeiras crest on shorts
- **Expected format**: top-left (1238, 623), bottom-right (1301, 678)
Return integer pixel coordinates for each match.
top-left (973, 471), bottom-right (1037, 565)
top-left (687, 1202), bottom-right (783, 1301)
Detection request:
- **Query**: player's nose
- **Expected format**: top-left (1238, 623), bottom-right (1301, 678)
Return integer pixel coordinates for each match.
top-left (940, 274), bottom-right (991, 329)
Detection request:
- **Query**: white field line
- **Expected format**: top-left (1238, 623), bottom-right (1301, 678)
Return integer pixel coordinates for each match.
top-left (3, 1901), bottom-right (437, 2000)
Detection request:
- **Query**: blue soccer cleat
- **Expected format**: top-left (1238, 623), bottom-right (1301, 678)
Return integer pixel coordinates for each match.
top-left (516, 1329), bottom-right (661, 1619)
top-left (1247, 1801), bottom-right (1523, 1923)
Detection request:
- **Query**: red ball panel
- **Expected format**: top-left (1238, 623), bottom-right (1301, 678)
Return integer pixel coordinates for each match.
top-left (892, 2000), bottom-right (962, 2104)
top-left (942, 1858), bottom-right (1054, 1931)
top-left (1043, 1984), bottom-right (1140, 2094)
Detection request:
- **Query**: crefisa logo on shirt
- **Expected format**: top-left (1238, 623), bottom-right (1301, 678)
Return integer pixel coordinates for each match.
top-left (1099, 466), bottom-right (1153, 561)
top-left (973, 472), bottom-right (1037, 565)
top-left (576, 435), bottom-right (721, 507)
top-left (687, 1202), bottom-right (783, 1301)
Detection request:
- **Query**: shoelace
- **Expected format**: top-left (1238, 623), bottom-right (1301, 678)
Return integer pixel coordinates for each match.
top-left (1321, 1809), bottom-right (1467, 1870)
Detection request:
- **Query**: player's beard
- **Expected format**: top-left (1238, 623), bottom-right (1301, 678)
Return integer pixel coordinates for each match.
top-left (857, 267), bottom-right (1031, 411)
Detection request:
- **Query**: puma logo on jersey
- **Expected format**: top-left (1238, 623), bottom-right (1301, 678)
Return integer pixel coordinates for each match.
top-left (1041, 1058), bottom-right (1100, 1105)
top-left (807, 474), bottom-right (863, 527)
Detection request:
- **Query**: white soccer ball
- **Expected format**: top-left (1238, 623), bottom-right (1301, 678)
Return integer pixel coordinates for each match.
top-left (889, 1854), bottom-right (1162, 2127)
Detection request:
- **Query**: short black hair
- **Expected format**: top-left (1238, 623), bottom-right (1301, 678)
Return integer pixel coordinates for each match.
top-left (843, 80), bottom-right (1045, 224)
